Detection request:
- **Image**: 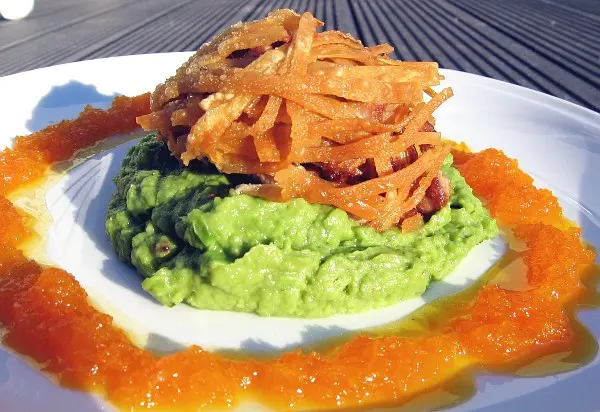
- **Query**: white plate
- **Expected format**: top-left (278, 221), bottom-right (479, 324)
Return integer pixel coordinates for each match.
top-left (0, 53), bottom-right (599, 412)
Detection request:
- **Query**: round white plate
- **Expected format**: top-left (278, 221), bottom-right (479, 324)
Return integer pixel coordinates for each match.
top-left (0, 53), bottom-right (599, 412)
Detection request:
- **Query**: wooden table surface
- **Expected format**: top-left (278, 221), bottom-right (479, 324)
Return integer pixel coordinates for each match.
top-left (0, 0), bottom-right (599, 112)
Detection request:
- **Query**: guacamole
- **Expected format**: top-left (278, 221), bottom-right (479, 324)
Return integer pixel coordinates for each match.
top-left (106, 135), bottom-right (498, 318)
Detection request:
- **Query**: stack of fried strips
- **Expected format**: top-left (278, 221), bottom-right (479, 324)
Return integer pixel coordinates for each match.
top-left (137, 9), bottom-right (453, 232)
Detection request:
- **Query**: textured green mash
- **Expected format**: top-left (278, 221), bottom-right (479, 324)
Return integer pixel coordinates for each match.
top-left (106, 134), bottom-right (497, 318)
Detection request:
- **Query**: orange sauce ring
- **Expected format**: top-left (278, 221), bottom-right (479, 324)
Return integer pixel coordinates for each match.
top-left (0, 94), bottom-right (596, 411)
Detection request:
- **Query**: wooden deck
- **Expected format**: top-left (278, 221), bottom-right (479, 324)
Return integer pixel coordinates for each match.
top-left (0, 0), bottom-right (598, 111)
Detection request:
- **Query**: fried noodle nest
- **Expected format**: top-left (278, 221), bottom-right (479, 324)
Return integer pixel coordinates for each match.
top-left (137, 9), bottom-right (453, 232)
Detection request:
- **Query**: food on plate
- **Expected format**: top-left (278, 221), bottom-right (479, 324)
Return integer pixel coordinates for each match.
top-left (106, 135), bottom-right (495, 316)
top-left (108, 9), bottom-right (496, 316)
top-left (0, 8), bottom-right (596, 412)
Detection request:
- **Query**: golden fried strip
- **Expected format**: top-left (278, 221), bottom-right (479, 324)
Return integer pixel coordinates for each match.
top-left (253, 96), bottom-right (283, 162)
top-left (294, 132), bottom-right (440, 162)
top-left (312, 30), bottom-right (364, 48)
top-left (308, 119), bottom-right (399, 140)
top-left (218, 26), bottom-right (289, 58)
top-left (314, 63), bottom-right (440, 84)
top-left (283, 12), bottom-right (323, 74)
top-left (222, 72), bottom-right (423, 103)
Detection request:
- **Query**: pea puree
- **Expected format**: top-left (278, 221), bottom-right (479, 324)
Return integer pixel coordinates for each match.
top-left (106, 135), bottom-right (497, 318)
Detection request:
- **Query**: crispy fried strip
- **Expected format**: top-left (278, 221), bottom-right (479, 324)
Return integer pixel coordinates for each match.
top-left (398, 147), bottom-right (450, 214)
top-left (284, 12), bottom-right (323, 74)
top-left (272, 166), bottom-right (384, 220)
top-left (369, 145), bottom-right (450, 232)
top-left (312, 31), bottom-right (364, 48)
top-left (253, 96), bottom-right (282, 134)
top-left (214, 153), bottom-right (287, 174)
top-left (218, 26), bottom-right (289, 58)
top-left (245, 96), bottom-right (268, 119)
top-left (374, 158), bottom-right (393, 176)
top-left (308, 119), bottom-right (399, 140)
top-left (171, 108), bottom-right (200, 127)
top-left (367, 44), bottom-right (395, 54)
top-left (404, 88), bottom-right (453, 134)
top-left (310, 43), bottom-right (386, 65)
top-left (151, 71), bottom-right (224, 111)
top-left (295, 132), bottom-right (440, 162)
top-left (252, 96), bottom-right (283, 162)
top-left (219, 122), bottom-right (253, 154)
top-left (370, 190), bottom-right (402, 231)
top-left (314, 63), bottom-right (440, 84)
top-left (136, 110), bottom-right (171, 133)
top-left (289, 93), bottom-right (363, 119)
top-left (400, 212), bottom-right (424, 233)
top-left (286, 101), bottom-right (311, 159)
top-left (222, 72), bottom-right (424, 103)
top-left (254, 130), bottom-right (281, 162)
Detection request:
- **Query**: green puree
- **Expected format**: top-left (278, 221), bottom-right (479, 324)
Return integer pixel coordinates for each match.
top-left (106, 135), bottom-right (498, 318)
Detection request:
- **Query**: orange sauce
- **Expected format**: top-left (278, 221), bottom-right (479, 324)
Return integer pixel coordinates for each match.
top-left (0, 93), bottom-right (150, 196)
top-left (0, 98), bottom-right (596, 411)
